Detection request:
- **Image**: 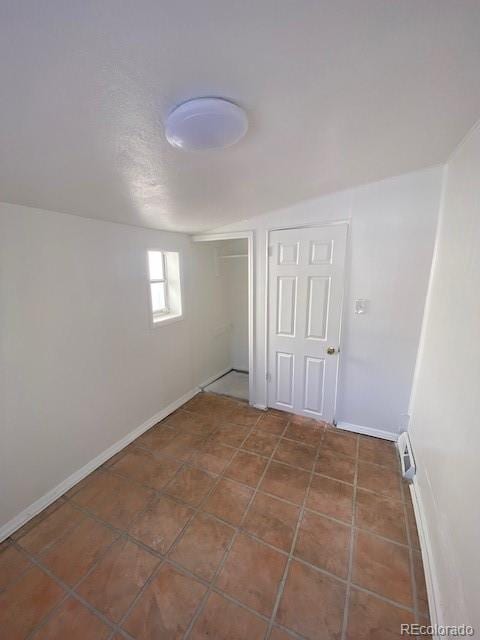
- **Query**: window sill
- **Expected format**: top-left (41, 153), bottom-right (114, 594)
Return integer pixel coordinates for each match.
top-left (151, 312), bottom-right (183, 328)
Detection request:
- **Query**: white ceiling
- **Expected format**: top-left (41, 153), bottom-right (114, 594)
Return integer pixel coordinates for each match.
top-left (1, 1), bottom-right (480, 233)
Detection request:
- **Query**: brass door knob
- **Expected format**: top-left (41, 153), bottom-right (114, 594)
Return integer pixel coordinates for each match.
top-left (326, 346), bottom-right (337, 355)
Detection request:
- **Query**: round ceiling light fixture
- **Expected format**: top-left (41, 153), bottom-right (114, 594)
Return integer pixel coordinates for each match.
top-left (165, 97), bottom-right (248, 151)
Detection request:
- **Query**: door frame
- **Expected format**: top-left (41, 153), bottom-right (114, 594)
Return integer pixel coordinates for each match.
top-left (193, 231), bottom-right (256, 406)
top-left (265, 220), bottom-right (350, 422)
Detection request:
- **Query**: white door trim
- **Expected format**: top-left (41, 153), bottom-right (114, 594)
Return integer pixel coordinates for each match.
top-left (192, 231), bottom-right (256, 406)
top-left (265, 220), bottom-right (349, 421)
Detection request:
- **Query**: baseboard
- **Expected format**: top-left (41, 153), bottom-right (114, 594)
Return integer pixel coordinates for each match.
top-left (409, 478), bottom-right (442, 635)
top-left (336, 421), bottom-right (398, 441)
top-left (198, 367), bottom-right (232, 389)
top-left (0, 372), bottom-right (226, 542)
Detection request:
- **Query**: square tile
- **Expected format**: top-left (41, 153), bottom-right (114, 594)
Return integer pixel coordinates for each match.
top-left (32, 597), bottom-right (111, 639)
top-left (307, 475), bottom-right (354, 523)
top-left (170, 512), bottom-right (234, 581)
top-left (243, 493), bottom-right (300, 552)
top-left (156, 432), bottom-right (208, 461)
top-left (276, 560), bottom-right (345, 640)
top-left (76, 538), bottom-right (159, 622)
top-left (101, 444), bottom-right (133, 468)
top-left (357, 462), bottom-right (402, 501)
top-left (216, 533), bottom-right (287, 616)
top-left (227, 405), bottom-right (262, 428)
top-left (41, 516), bottom-right (119, 586)
top-left (224, 451), bottom-right (268, 487)
top-left (165, 411), bottom-right (217, 436)
top-left (294, 510), bottom-right (351, 578)
top-left (190, 591), bottom-right (268, 640)
top-left (352, 530), bottom-right (412, 607)
top-left (17, 502), bottom-right (85, 554)
top-left (260, 461), bottom-right (310, 505)
top-left (129, 495), bottom-right (193, 554)
top-left (322, 430), bottom-right (357, 458)
top-left (136, 424), bottom-right (177, 451)
top-left (358, 436), bottom-right (397, 467)
top-left (190, 440), bottom-right (235, 474)
top-left (11, 498), bottom-right (66, 538)
top-left (256, 413), bottom-right (289, 435)
top-left (123, 563), bottom-right (206, 640)
top-left (242, 430), bottom-right (279, 456)
top-left (111, 447), bottom-right (182, 490)
top-left (0, 543), bottom-right (32, 591)
top-left (71, 470), bottom-right (155, 529)
top-left (355, 489), bottom-right (407, 544)
top-left (274, 439), bottom-right (317, 471)
top-left (184, 393), bottom-right (233, 419)
top-left (284, 422), bottom-right (323, 447)
top-left (207, 423), bottom-right (250, 448)
top-left (65, 471), bottom-right (103, 499)
top-left (315, 449), bottom-right (356, 484)
top-left (202, 478), bottom-right (253, 525)
top-left (346, 587), bottom-right (415, 640)
top-left (0, 566), bottom-right (65, 638)
top-left (164, 466), bottom-right (216, 507)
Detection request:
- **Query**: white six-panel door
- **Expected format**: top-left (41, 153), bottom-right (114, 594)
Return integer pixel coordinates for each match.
top-left (267, 224), bottom-right (347, 422)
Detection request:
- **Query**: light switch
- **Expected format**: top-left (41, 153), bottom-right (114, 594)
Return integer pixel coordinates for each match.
top-left (355, 299), bottom-right (368, 314)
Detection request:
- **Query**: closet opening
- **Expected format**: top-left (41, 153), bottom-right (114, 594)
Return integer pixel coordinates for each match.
top-left (193, 231), bottom-right (255, 405)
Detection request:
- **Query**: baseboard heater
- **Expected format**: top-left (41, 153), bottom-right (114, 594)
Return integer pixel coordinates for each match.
top-left (397, 431), bottom-right (416, 481)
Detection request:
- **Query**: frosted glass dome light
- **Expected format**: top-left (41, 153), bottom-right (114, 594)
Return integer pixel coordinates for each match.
top-left (165, 98), bottom-right (248, 151)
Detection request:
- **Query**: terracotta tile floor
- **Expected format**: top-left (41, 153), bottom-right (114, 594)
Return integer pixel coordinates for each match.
top-left (0, 392), bottom-right (430, 639)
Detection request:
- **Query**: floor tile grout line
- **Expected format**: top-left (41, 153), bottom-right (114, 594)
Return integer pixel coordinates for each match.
top-left (265, 422), bottom-right (334, 639)
top-left (182, 416), bottom-right (292, 640)
top-left (340, 432), bottom-right (359, 640)
top-left (12, 538), bottom-right (122, 640)
top-left (0, 543), bottom-right (34, 594)
top-left (90, 446), bottom-right (405, 520)
top-left (112, 410), bottom-right (263, 640)
top-left (14, 494), bottom-right (418, 637)
top-left (5, 398), bottom-right (407, 638)
top-left (11, 434), bottom-right (404, 577)
top-left (110, 557), bottom-right (169, 640)
top-left (11, 441), bottom-right (405, 577)
top-left (10, 503), bottom-right (93, 560)
top-left (127, 427), bottom-right (404, 495)
top-left (9, 502), bottom-right (130, 614)
top-left (16, 524), bottom-right (143, 638)
top-left (162, 415), bottom-right (261, 560)
top-left (106, 418), bottom-right (262, 629)
top-left (125, 416), bottom-right (400, 481)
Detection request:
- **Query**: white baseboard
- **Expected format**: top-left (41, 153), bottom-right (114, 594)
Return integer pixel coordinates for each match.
top-left (336, 421), bottom-right (398, 441)
top-left (0, 372), bottom-right (226, 542)
top-left (409, 478), bottom-right (442, 635)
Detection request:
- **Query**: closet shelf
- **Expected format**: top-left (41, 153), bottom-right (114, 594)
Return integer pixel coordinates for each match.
top-left (218, 254), bottom-right (248, 259)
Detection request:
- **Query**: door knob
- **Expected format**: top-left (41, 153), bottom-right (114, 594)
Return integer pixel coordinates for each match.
top-left (326, 346), bottom-right (337, 355)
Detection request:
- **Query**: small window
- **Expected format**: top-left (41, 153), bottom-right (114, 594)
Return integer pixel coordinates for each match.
top-left (147, 250), bottom-right (182, 325)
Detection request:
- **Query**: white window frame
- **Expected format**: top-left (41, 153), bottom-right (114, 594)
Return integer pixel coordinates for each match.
top-left (147, 249), bottom-right (183, 327)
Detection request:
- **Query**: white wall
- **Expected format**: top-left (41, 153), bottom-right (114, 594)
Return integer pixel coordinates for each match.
top-left (0, 203), bottom-right (229, 533)
top-left (213, 167), bottom-right (443, 436)
top-left (408, 124), bottom-right (480, 630)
